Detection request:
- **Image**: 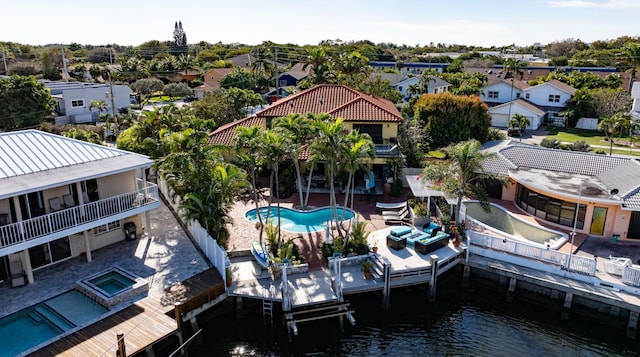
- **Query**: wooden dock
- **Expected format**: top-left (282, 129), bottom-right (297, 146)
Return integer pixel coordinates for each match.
top-left (28, 268), bottom-right (225, 356)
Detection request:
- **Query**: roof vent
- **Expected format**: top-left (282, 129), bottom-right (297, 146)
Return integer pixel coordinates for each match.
top-left (319, 97), bottom-right (324, 105)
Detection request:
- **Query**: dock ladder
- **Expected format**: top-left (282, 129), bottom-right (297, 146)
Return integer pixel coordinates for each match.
top-left (262, 299), bottom-right (274, 325)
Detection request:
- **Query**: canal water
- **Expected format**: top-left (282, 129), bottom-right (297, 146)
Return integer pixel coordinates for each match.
top-left (190, 278), bottom-right (640, 356)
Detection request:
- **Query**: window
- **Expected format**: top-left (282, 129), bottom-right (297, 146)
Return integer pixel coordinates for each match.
top-left (94, 220), bottom-right (122, 235)
top-left (548, 94), bottom-right (560, 103)
top-left (488, 91), bottom-right (499, 99)
top-left (516, 184), bottom-right (585, 228)
top-left (71, 99), bottom-right (84, 107)
top-left (525, 93), bottom-right (530, 99)
top-left (516, 93), bottom-right (521, 99)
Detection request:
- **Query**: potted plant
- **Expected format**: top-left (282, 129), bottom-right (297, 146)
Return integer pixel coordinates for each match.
top-left (225, 266), bottom-right (233, 287)
top-left (372, 239), bottom-right (378, 254)
top-left (412, 201), bottom-right (430, 227)
top-left (361, 259), bottom-right (374, 279)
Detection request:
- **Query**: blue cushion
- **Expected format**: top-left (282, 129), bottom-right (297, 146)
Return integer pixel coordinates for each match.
top-left (390, 226), bottom-right (412, 237)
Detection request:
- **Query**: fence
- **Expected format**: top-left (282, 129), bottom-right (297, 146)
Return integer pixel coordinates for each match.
top-left (623, 265), bottom-right (640, 287)
top-left (468, 231), bottom-right (597, 276)
top-left (157, 177), bottom-right (226, 280)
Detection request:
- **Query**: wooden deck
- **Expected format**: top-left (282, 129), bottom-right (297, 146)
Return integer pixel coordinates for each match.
top-left (28, 268), bottom-right (225, 356)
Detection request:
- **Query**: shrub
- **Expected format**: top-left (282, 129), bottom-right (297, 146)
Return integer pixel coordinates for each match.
top-left (540, 138), bottom-right (561, 149)
top-left (486, 127), bottom-right (507, 141)
top-left (569, 140), bottom-right (591, 152)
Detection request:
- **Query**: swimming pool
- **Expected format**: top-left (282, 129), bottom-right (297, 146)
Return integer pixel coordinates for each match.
top-left (245, 206), bottom-right (356, 233)
top-left (0, 289), bottom-right (108, 356)
top-left (464, 201), bottom-right (568, 249)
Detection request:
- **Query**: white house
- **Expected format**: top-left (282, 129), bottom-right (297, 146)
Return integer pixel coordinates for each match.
top-left (488, 99), bottom-right (547, 129)
top-left (0, 130), bottom-right (159, 286)
top-left (370, 73), bottom-right (450, 99)
top-left (480, 78), bottom-right (530, 105)
top-left (45, 81), bottom-right (132, 124)
top-left (487, 79), bottom-right (577, 129)
top-left (631, 82), bottom-right (640, 117)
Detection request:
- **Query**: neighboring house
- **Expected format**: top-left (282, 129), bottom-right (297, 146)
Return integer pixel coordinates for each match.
top-left (479, 77), bottom-right (530, 106)
top-left (369, 73), bottom-right (450, 98)
top-left (0, 130), bottom-right (159, 286)
top-left (482, 140), bottom-right (640, 241)
top-left (46, 81), bottom-right (132, 124)
top-left (488, 99), bottom-right (547, 130)
top-left (369, 61), bottom-right (449, 74)
top-left (485, 79), bottom-right (577, 129)
top-left (276, 63), bottom-right (310, 87)
top-left (226, 53), bottom-right (257, 69)
top-left (195, 68), bottom-right (235, 99)
top-left (208, 84), bottom-right (404, 181)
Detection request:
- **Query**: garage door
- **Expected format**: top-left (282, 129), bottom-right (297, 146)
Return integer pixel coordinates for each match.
top-left (491, 113), bottom-right (509, 128)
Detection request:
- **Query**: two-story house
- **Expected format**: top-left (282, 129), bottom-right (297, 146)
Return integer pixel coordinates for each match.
top-left (0, 130), bottom-right (159, 287)
top-left (487, 80), bottom-right (577, 129)
top-left (46, 81), bottom-right (132, 125)
top-left (208, 84), bottom-right (404, 188)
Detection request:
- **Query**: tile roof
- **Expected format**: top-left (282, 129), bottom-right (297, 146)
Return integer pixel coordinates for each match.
top-left (207, 115), bottom-right (265, 146)
top-left (481, 140), bottom-right (640, 209)
top-left (257, 84), bottom-right (403, 122)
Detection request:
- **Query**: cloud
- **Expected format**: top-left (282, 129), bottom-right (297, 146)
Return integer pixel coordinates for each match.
top-left (547, 0), bottom-right (640, 9)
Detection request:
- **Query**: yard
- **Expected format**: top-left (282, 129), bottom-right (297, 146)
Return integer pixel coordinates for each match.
top-left (544, 127), bottom-right (639, 156)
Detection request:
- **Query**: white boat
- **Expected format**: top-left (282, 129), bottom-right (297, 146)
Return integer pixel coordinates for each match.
top-left (251, 241), bottom-right (270, 269)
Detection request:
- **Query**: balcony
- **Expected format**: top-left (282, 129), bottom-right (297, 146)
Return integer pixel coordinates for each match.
top-left (0, 182), bottom-right (160, 254)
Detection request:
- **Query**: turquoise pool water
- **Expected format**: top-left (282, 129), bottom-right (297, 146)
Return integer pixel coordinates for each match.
top-left (0, 289), bottom-right (108, 356)
top-left (245, 206), bottom-right (356, 233)
top-left (89, 270), bottom-right (136, 296)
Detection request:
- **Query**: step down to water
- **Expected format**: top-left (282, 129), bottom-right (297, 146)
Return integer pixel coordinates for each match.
top-left (27, 311), bottom-right (44, 325)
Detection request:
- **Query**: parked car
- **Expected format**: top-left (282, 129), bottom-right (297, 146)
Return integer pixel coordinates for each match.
top-left (508, 125), bottom-right (521, 136)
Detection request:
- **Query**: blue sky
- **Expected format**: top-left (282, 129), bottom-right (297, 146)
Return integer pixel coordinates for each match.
top-left (4, 0), bottom-right (640, 47)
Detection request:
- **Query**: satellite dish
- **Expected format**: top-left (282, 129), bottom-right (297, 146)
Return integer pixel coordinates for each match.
top-left (610, 189), bottom-right (619, 196)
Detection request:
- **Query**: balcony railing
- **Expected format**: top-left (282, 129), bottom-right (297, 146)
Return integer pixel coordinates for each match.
top-left (0, 182), bottom-right (159, 250)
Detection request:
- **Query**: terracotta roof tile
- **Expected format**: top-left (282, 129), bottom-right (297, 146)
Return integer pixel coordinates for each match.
top-left (207, 116), bottom-right (265, 146)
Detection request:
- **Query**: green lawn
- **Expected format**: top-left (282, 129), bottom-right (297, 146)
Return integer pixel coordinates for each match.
top-left (543, 127), bottom-right (639, 156)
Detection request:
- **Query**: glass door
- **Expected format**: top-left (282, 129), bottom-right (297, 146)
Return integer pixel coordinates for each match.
top-left (590, 207), bottom-right (608, 236)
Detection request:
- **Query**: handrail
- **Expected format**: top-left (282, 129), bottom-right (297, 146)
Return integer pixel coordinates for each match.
top-left (623, 265), bottom-right (640, 287)
top-left (0, 183), bottom-right (159, 249)
top-left (468, 230), bottom-right (597, 276)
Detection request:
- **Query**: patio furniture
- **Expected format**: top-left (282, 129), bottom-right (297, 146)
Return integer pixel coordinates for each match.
top-left (386, 234), bottom-right (407, 250)
top-left (10, 260), bottom-right (26, 287)
top-left (604, 256), bottom-right (632, 276)
top-left (49, 197), bottom-right (64, 212)
top-left (424, 222), bottom-right (441, 237)
top-left (383, 207), bottom-right (411, 224)
top-left (390, 226), bottom-right (412, 237)
top-left (404, 230), bottom-right (430, 245)
top-left (63, 194), bottom-right (76, 208)
top-left (376, 201), bottom-right (407, 211)
top-left (414, 232), bottom-right (449, 255)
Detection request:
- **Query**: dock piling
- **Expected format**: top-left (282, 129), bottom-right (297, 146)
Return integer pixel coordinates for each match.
top-left (561, 292), bottom-right (573, 320)
top-left (627, 311), bottom-right (639, 339)
top-left (428, 255), bottom-right (439, 302)
top-left (506, 278), bottom-right (517, 303)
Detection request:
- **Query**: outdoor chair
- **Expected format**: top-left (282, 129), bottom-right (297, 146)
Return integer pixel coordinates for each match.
top-left (49, 197), bottom-right (64, 212)
top-left (10, 260), bottom-right (26, 287)
top-left (384, 207), bottom-right (411, 224)
top-left (63, 194), bottom-right (76, 208)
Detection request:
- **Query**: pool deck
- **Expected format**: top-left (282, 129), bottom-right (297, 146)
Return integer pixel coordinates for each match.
top-left (1, 198), bottom-right (213, 356)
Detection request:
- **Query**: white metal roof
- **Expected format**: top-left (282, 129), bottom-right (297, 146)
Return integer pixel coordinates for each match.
top-left (0, 130), bottom-right (153, 199)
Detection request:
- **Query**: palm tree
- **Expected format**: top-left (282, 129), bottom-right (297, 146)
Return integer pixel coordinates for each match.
top-left (262, 129), bottom-right (293, 245)
top-left (421, 140), bottom-right (502, 225)
top-left (334, 51), bottom-right (370, 89)
top-left (273, 113), bottom-right (313, 208)
top-left (303, 46), bottom-right (334, 85)
top-left (508, 113), bottom-right (531, 141)
top-left (234, 125), bottom-right (266, 241)
top-left (312, 117), bottom-right (348, 237)
top-left (598, 114), bottom-right (625, 155)
top-left (251, 46), bottom-right (275, 79)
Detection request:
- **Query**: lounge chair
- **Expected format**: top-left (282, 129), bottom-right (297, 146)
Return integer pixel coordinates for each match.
top-left (382, 206), bottom-right (408, 217)
top-left (384, 208), bottom-right (411, 224)
top-left (63, 194), bottom-right (76, 208)
top-left (49, 197), bottom-right (63, 212)
top-left (376, 201), bottom-right (407, 211)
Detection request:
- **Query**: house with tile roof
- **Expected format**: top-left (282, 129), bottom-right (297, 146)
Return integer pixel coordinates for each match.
top-left (208, 84), bottom-right (404, 188)
top-left (486, 79), bottom-right (577, 130)
top-left (0, 130), bottom-right (160, 286)
top-left (481, 140), bottom-right (640, 240)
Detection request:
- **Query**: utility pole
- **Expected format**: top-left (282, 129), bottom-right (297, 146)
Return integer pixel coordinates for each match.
top-left (107, 48), bottom-right (118, 139)
top-left (60, 46), bottom-right (69, 82)
top-left (274, 48), bottom-right (279, 98)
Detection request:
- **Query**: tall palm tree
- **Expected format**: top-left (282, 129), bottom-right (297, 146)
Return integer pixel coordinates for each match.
top-left (303, 46), bottom-right (334, 85)
top-left (508, 113), bottom-right (531, 141)
top-left (262, 129), bottom-right (294, 245)
top-left (312, 117), bottom-right (348, 237)
top-left (598, 114), bottom-right (625, 155)
top-left (421, 140), bottom-right (501, 225)
top-left (273, 113), bottom-right (313, 208)
top-left (234, 125), bottom-right (266, 242)
top-left (334, 51), bottom-right (370, 89)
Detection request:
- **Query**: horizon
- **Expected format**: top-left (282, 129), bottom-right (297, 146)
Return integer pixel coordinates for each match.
top-left (4, 0), bottom-right (640, 49)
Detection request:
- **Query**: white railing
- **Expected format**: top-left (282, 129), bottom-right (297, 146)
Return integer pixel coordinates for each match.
top-left (157, 176), bottom-right (226, 279)
top-left (623, 265), bottom-right (640, 287)
top-left (0, 183), bottom-right (159, 249)
top-left (468, 231), bottom-right (597, 276)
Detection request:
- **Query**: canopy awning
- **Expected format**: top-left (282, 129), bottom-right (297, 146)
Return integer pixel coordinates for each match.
top-left (405, 175), bottom-right (457, 205)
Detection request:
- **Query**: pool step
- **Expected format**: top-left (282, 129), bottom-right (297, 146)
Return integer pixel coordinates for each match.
top-left (35, 305), bottom-right (75, 331)
top-left (27, 311), bottom-right (44, 325)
